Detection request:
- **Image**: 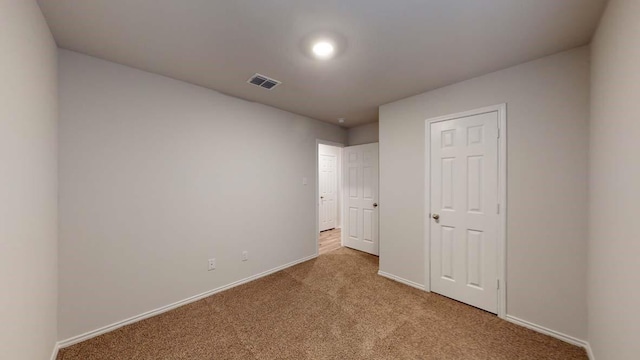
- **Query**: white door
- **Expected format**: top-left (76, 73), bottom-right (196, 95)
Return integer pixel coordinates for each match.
top-left (319, 146), bottom-right (338, 231)
top-left (430, 111), bottom-right (499, 313)
top-left (343, 143), bottom-right (379, 255)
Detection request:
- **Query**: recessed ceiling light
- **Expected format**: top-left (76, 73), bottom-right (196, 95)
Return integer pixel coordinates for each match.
top-left (300, 32), bottom-right (346, 60)
top-left (312, 41), bottom-right (335, 59)
top-left (338, 118), bottom-right (345, 123)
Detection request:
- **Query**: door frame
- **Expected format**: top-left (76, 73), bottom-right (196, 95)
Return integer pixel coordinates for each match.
top-left (315, 139), bottom-right (344, 257)
top-left (424, 104), bottom-right (507, 319)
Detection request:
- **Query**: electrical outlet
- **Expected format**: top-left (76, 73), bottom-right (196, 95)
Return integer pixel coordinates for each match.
top-left (208, 258), bottom-right (216, 271)
top-left (242, 251), bottom-right (248, 261)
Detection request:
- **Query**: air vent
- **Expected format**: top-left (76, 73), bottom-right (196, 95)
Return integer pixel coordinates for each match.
top-left (247, 73), bottom-right (281, 90)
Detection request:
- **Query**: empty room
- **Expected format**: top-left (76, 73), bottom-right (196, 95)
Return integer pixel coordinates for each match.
top-left (2, 0), bottom-right (639, 359)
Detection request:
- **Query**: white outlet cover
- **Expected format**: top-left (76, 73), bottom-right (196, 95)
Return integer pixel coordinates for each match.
top-left (242, 251), bottom-right (248, 261)
top-left (208, 258), bottom-right (216, 271)
top-left (302, 177), bottom-right (308, 185)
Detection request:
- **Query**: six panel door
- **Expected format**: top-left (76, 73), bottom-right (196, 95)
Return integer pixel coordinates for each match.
top-left (319, 152), bottom-right (337, 231)
top-left (343, 143), bottom-right (379, 256)
top-left (430, 112), bottom-right (499, 313)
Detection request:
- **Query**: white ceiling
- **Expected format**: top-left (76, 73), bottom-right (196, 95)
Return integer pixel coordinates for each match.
top-left (38, 0), bottom-right (606, 128)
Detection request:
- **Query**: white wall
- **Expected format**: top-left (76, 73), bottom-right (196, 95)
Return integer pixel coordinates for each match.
top-left (0, 1), bottom-right (58, 359)
top-left (589, 0), bottom-right (640, 358)
top-left (58, 50), bottom-right (346, 340)
top-left (347, 122), bottom-right (379, 146)
top-left (379, 47), bottom-right (590, 340)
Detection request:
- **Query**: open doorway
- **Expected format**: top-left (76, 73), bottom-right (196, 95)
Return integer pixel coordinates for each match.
top-left (317, 141), bottom-right (343, 255)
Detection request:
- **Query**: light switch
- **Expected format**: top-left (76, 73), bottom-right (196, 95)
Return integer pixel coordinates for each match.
top-left (302, 177), bottom-right (308, 185)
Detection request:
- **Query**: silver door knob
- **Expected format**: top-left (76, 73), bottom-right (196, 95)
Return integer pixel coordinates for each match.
top-left (432, 213), bottom-right (440, 220)
top-left (373, 203), bottom-right (378, 208)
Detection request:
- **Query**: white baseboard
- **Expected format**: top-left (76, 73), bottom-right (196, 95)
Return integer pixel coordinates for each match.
top-left (49, 342), bottom-right (59, 360)
top-left (377, 270), bottom-right (426, 291)
top-left (505, 315), bottom-right (591, 355)
top-left (584, 342), bottom-right (595, 360)
top-left (57, 253), bottom-right (318, 349)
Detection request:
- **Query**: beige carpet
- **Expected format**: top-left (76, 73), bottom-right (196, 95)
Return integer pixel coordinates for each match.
top-left (57, 248), bottom-right (587, 359)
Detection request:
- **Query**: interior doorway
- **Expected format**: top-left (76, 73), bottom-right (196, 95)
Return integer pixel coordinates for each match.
top-left (425, 104), bottom-right (507, 318)
top-left (317, 141), bottom-right (343, 255)
top-left (315, 141), bottom-right (380, 257)
top-left (319, 144), bottom-right (340, 231)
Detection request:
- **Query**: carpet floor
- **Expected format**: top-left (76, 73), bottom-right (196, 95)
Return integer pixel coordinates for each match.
top-left (57, 247), bottom-right (587, 359)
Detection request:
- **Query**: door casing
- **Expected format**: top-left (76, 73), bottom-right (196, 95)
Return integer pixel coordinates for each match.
top-left (424, 104), bottom-right (507, 319)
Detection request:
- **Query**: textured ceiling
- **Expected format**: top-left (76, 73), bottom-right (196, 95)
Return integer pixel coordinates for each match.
top-left (38, 0), bottom-right (606, 127)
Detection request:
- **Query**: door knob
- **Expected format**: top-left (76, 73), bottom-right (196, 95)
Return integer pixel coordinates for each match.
top-left (373, 203), bottom-right (378, 208)
top-left (320, 196), bottom-right (324, 199)
top-left (432, 213), bottom-right (440, 220)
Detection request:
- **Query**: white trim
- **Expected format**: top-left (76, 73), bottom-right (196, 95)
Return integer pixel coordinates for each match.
top-left (316, 139), bottom-right (345, 256)
top-left (424, 104), bottom-right (508, 318)
top-left (497, 104), bottom-right (508, 319)
top-left (585, 342), bottom-right (595, 360)
top-left (50, 343), bottom-right (60, 360)
top-left (378, 271), bottom-right (426, 291)
top-left (505, 315), bottom-right (589, 350)
top-left (57, 253), bottom-right (317, 349)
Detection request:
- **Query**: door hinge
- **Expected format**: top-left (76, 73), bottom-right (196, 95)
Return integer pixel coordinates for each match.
top-left (497, 279), bottom-right (500, 290)
top-left (497, 203), bottom-right (500, 214)
top-left (497, 128), bottom-right (500, 138)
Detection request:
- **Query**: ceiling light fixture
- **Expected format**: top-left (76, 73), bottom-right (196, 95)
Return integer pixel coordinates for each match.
top-left (338, 118), bottom-right (345, 124)
top-left (301, 32), bottom-right (346, 61)
top-left (312, 41), bottom-right (335, 59)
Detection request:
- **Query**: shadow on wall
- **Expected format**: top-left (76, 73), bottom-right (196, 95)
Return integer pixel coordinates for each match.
top-left (347, 122), bottom-right (379, 146)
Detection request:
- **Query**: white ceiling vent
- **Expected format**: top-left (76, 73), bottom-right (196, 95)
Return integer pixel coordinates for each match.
top-left (247, 73), bottom-right (281, 90)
